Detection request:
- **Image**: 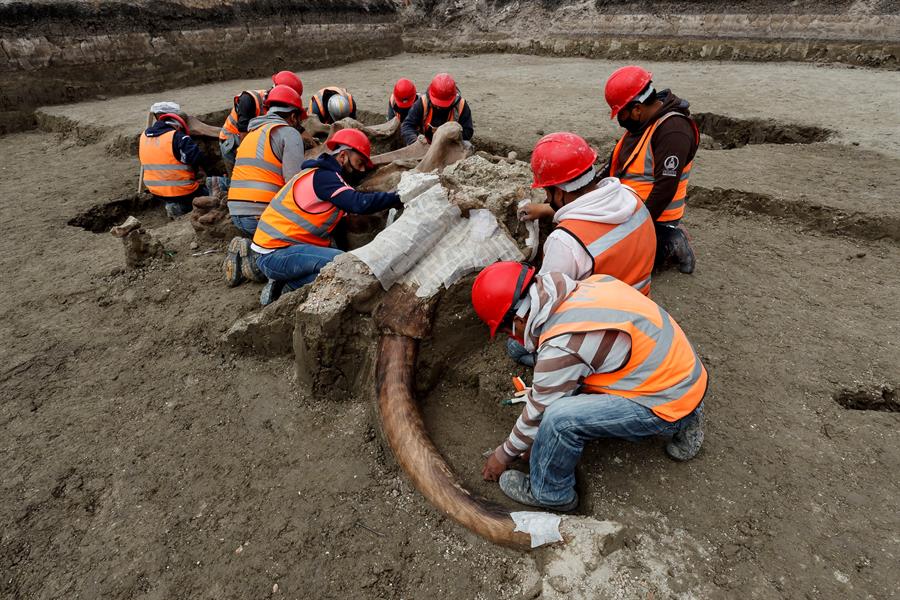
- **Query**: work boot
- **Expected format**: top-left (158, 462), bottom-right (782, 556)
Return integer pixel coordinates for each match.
top-left (260, 279), bottom-right (285, 307)
top-left (655, 223), bottom-right (696, 274)
top-left (506, 337), bottom-right (536, 368)
top-left (498, 470), bottom-right (579, 513)
top-left (666, 403), bottom-right (704, 461)
top-left (223, 237), bottom-right (245, 287)
top-left (233, 237), bottom-right (266, 283)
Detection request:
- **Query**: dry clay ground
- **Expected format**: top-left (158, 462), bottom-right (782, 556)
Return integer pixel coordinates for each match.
top-left (3, 55), bottom-right (900, 599)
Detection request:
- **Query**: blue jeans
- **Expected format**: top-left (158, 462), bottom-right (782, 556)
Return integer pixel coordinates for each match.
top-left (255, 243), bottom-right (343, 290)
top-left (220, 136), bottom-right (238, 182)
top-left (161, 184), bottom-right (208, 218)
top-left (231, 215), bottom-right (259, 238)
top-left (529, 395), bottom-right (702, 506)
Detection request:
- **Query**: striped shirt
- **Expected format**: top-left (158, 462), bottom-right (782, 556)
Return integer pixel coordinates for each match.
top-left (493, 328), bottom-right (632, 465)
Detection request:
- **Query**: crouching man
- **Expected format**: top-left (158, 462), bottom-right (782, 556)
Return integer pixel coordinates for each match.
top-left (251, 128), bottom-right (401, 305)
top-left (471, 262), bottom-right (708, 511)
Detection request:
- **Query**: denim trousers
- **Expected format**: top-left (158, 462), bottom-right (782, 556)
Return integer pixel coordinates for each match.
top-left (529, 394), bottom-right (702, 506)
top-left (231, 215), bottom-right (259, 238)
top-left (162, 184), bottom-right (207, 218)
top-left (220, 136), bottom-right (238, 180)
top-left (255, 243), bottom-right (343, 290)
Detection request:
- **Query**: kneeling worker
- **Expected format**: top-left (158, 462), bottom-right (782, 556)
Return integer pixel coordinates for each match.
top-left (528, 132), bottom-right (655, 293)
top-left (601, 65), bottom-right (700, 274)
top-left (139, 102), bottom-right (211, 218)
top-left (309, 86), bottom-right (357, 125)
top-left (472, 262), bottom-right (707, 511)
top-left (400, 73), bottom-right (473, 146)
top-left (219, 71), bottom-right (304, 174)
top-left (387, 78), bottom-right (418, 123)
top-left (223, 84), bottom-right (307, 286)
top-left (509, 132), bottom-right (656, 367)
top-left (251, 128), bottom-right (401, 305)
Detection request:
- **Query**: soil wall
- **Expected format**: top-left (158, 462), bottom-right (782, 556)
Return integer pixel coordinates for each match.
top-left (405, 1), bottom-right (899, 69)
top-left (0, 0), bottom-right (401, 133)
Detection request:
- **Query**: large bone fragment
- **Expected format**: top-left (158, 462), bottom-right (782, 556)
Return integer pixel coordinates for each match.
top-left (375, 287), bottom-right (531, 549)
top-left (185, 114), bottom-right (222, 138)
top-left (415, 122), bottom-right (472, 174)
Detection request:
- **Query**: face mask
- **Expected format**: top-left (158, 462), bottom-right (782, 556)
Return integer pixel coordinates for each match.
top-left (617, 112), bottom-right (643, 134)
top-left (342, 163), bottom-right (366, 186)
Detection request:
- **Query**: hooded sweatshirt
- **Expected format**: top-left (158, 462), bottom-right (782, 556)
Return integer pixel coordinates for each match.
top-left (493, 272), bottom-right (632, 465)
top-left (538, 177), bottom-right (641, 280)
top-left (599, 90), bottom-right (698, 221)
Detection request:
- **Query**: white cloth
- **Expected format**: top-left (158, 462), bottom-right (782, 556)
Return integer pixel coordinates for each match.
top-left (538, 177), bottom-right (640, 280)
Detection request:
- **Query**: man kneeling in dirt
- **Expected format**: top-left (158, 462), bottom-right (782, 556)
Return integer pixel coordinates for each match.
top-left (472, 262), bottom-right (707, 511)
top-left (400, 73), bottom-right (473, 147)
top-left (510, 132), bottom-right (656, 367)
top-left (250, 128), bottom-right (402, 306)
top-left (139, 102), bottom-right (213, 218)
top-left (600, 65), bottom-right (700, 274)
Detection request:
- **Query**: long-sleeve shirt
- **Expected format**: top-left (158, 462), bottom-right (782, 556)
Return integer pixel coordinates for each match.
top-left (245, 113), bottom-right (305, 181)
top-left (303, 153), bottom-right (400, 214)
top-left (400, 95), bottom-right (474, 146)
top-left (493, 329), bottom-right (632, 465)
top-left (598, 91), bottom-right (698, 222)
top-left (235, 91), bottom-right (263, 134)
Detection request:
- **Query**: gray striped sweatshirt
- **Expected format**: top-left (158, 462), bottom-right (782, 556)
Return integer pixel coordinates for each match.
top-left (493, 273), bottom-right (633, 465)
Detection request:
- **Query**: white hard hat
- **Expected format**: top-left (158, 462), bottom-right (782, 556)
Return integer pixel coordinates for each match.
top-left (327, 94), bottom-right (352, 121)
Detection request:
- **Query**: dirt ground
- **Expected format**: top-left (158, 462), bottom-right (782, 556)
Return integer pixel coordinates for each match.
top-left (3, 53), bottom-right (900, 599)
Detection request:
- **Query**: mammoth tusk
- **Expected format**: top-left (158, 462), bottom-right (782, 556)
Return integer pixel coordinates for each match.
top-left (374, 287), bottom-right (531, 550)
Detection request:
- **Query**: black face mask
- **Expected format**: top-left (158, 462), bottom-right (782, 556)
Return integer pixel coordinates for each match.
top-left (617, 113), bottom-right (643, 134)
top-left (342, 164), bottom-right (366, 186)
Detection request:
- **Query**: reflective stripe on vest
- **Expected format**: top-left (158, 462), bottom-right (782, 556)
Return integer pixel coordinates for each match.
top-left (610, 111), bottom-right (699, 222)
top-left (252, 168), bottom-right (345, 249)
top-left (311, 87), bottom-right (356, 124)
top-left (227, 123), bottom-right (286, 205)
top-left (556, 200), bottom-right (655, 296)
top-left (538, 275), bottom-right (707, 422)
top-left (219, 89), bottom-right (266, 141)
top-left (420, 95), bottom-right (466, 134)
top-left (139, 130), bottom-right (199, 197)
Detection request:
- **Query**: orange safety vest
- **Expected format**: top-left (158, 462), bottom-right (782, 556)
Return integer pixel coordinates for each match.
top-left (138, 130), bottom-right (200, 197)
top-left (219, 89), bottom-right (266, 141)
top-left (420, 95), bottom-right (466, 134)
top-left (227, 122), bottom-right (286, 205)
top-left (555, 200), bottom-right (656, 295)
top-left (252, 168), bottom-right (345, 249)
top-left (609, 111), bottom-right (700, 222)
top-left (539, 275), bottom-right (707, 422)
top-left (310, 87), bottom-right (356, 123)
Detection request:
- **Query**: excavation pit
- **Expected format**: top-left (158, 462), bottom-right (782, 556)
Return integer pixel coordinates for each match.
top-left (834, 385), bottom-right (899, 413)
top-left (68, 193), bottom-right (167, 233)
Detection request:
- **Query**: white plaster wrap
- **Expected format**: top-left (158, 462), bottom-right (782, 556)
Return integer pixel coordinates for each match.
top-left (351, 172), bottom-right (523, 298)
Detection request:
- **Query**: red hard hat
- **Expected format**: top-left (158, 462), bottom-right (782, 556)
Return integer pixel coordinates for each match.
top-left (604, 66), bottom-right (653, 119)
top-left (530, 132), bottom-right (598, 189)
top-left (428, 73), bottom-right (457, 108)
top-left (393, 78), bottom-right (418, 109)
top-left (156, 113), bottom-right (190, 135)
top-left (265, 84), bottom-right (305, 115)
top-left (272, 70), bottom-right (303, 96)
top-left (326, 128), bottom-right (374, 169)
top-left (471, 261), bottom-right (536, 338)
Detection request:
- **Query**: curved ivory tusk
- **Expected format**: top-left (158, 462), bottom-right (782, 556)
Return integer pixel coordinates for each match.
top-left (376, 333), bottom-right (531, 549)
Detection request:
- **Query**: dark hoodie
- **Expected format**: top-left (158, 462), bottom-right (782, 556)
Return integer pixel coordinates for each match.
top-left (400, 94), bottom-right (473, 146)
top-left (301, 153), bottom-right (400, 215)
top-left (599, 90), bottom-right (698, 222)
top-left (143, 119), bottom-right (208, 172)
